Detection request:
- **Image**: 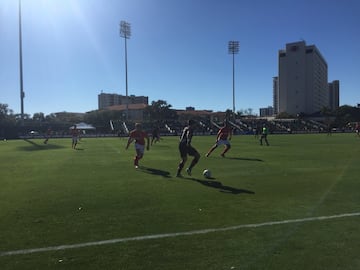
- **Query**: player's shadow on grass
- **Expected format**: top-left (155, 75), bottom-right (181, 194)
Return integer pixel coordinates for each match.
top-left (139, 166), bottom-right (171, 178)
top-left (189, 178), bottom-right (255, 195)
top-left (227, 157), bottom-right (264, 162)
top-left (20, 139), bottom-right (65, 151)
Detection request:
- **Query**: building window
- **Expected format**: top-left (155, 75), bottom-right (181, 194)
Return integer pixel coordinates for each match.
top-left (291, 45), bottom-right (298, 52)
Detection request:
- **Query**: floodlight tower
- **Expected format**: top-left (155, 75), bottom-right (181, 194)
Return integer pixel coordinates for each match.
top-left (120, 20), bottom-right (131, 120)
top-left (228, 41), bottom-right (239, 115)
top-left (19, 0), bottom-right (25, 121)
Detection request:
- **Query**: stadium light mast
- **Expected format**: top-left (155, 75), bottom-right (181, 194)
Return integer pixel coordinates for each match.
top-left (19, 0), bottom-right (25, 121)
top-left (120, 20), bottom-right (131, 120)
top-left (228, 41), bottom-right (239, 116)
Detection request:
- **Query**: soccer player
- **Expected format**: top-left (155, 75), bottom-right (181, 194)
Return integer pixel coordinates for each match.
top-left (151, 126), bottom-right (161, 145)
top-left (326, 124), bottom-right (332, 136)
top-left (43, 127), bottom-right (52, 144)
top-left (176, 119), bottom-right (200, 177)
top-left (355, 122), bottom-right (360, 137)
top-left (126, 123), bottom-right (150, 168)
top-left (260, 124), bottom-right (270, 146)
top-left (71, 125), bottom-right (79, 149)
top-left (206, 120), bottom-right (232, 157)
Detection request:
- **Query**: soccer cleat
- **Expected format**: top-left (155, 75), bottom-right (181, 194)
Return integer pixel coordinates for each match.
top-left (186, 168), bottom-right (192, 176)
top-left (205, 153), bottom-right (210, 157)
top-left (135, 165), bottom-right (139, 169)
top-left (220, 153), bottom-right (225, 158)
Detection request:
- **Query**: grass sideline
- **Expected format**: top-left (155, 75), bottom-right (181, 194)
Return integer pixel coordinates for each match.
top-left (0, 134), bottom-right (359, 269)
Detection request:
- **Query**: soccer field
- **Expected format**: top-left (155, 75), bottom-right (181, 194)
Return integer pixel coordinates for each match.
top-left (1, 134), bottom-right (359, 269)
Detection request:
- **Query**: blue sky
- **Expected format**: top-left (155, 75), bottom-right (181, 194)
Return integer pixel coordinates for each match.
top-left (1, 0), bottom-right (359, 116)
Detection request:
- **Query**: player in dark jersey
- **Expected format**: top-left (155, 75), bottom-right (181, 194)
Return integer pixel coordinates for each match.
top-left (43, 127), bottom-right (52, 144)
top-left (71, 125), bottom-right (80, 149)
top-left (260, 124), bottom-right (270, 146)
top-left (176, 120), bottom-right (200, 177)
top-left (151, 126), bottom-right (161, 145)
top-left (206, 120), bottom-right (232, 157)
top-left (355, 122), bottom-right (360, 137)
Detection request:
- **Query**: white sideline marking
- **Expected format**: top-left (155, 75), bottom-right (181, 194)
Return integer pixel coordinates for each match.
top-left (1, 212), bottom-right (359, 257)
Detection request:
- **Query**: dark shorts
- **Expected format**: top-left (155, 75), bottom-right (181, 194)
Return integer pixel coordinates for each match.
top-left (179, 142), bottom-right (199, 158)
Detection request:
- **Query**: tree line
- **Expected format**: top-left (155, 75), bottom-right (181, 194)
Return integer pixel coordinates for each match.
top-left (0, 100), bottom-right (180, 138)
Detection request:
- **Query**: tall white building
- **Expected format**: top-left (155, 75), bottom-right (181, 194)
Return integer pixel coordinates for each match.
top-left (278, 41), bottom-right (329, 115)
top-left (328, 80), bottom-right (340, 111)
top-left (273, 76), bottom-right (279, 115)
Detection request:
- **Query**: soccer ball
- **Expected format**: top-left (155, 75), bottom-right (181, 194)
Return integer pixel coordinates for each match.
top-left (203, 169), bottom-right (211, 178)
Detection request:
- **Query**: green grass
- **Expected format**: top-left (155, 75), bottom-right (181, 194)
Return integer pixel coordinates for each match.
top-left (0, 134), bottom-right (360, 269)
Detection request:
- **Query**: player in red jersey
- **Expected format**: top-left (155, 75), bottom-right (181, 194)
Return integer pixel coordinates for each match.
top-left (206, 120), bottom-right (233, 157)
top-left (126, 123), bottom-right (150, 168)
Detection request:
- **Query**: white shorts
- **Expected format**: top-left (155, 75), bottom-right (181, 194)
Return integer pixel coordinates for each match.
top-left (135, 143), bottom-right (145, 155)
top-left (216, 139), bottom-right (230, 146)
